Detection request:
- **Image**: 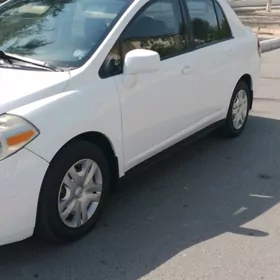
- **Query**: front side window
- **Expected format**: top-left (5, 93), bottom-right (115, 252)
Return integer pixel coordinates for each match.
top-left (185, 0), bottom-right (220, 47)
top-left (121, 0), bottom-right (187, 60)
top-left (0, 0), bottom-right (132, 68)
top-left (100, 0), bottom-right (189, 79)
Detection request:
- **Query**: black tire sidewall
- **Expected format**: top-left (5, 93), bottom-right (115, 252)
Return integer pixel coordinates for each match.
top-left (36, 141), bottom-right (111, 242)
top-left (226, 81), bottom-right (250, 137)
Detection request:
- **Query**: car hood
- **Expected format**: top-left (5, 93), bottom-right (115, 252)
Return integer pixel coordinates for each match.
top-left (0, 68), bottom-right (70, 114)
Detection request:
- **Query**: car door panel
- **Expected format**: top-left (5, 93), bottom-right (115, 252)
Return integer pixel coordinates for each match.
top-left (190, 43), bottom-right (230, 118)
top-left (114, 51), bottom-right (198, 169)
top-left (111, 0), bottom-right (199, 169)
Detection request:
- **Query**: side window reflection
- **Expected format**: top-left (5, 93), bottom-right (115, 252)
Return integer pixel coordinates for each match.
top-left (99, 0), bottom-right (190, 79)
top-left (185, 0), bottom-right (220, 47)
top-left (121, 0), bottom-right (187, 60)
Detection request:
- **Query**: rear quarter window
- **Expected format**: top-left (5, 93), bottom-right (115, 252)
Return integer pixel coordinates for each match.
top-left (214, 1), bottom-right (232, 40)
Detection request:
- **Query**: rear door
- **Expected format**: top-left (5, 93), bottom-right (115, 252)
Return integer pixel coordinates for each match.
top-left (183, 0), bottom-right (235, 119)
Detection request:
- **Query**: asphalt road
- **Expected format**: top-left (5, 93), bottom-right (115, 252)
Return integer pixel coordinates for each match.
top-left (1, 50), bottom-right (280, 280)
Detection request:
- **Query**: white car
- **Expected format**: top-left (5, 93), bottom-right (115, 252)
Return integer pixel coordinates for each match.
top-left (0, 0), bottom-right (260, 246)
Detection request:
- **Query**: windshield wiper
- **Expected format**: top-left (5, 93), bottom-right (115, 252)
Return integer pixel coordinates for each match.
top-left (0, 50), bottom-right (64, 72)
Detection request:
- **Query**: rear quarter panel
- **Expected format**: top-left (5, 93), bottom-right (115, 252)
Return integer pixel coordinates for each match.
top-left (219, 0), bottom-right (261, 106)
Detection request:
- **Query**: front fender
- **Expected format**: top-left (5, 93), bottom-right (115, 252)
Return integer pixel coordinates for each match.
top-left (9, 78), bottom-right (124, 176)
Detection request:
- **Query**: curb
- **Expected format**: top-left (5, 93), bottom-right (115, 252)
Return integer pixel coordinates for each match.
top-left (260, 37), bottom-right (280, 53)
top-left (233, 6), bottom-right (280, 12)
top-left (241, 20), bottom-right (280, 25)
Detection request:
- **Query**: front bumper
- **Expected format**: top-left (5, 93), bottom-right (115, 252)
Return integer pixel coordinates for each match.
top-left (0, 148), bottom-right (48, 246)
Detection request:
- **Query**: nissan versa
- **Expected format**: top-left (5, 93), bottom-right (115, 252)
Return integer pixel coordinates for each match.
top-left (0, 0), bottom-right (260, 245)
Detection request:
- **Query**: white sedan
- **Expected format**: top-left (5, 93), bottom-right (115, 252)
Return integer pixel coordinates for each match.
top-left (0, 0), bottom-right (260, 246)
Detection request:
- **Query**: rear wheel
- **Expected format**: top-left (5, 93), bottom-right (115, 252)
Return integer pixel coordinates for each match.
top-left (222, 81), bottom-right (250, 137)
top-left (35, 141), bottom-right (111, 243)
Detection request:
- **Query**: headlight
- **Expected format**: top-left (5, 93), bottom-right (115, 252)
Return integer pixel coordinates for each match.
top-left (0, 114), bottom-right (39, 161)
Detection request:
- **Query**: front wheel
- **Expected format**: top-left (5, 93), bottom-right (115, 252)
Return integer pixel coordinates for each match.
top-left (222, 81), bottom-right (250, 137)
top-left (35, 141), bottom-right (111, 243)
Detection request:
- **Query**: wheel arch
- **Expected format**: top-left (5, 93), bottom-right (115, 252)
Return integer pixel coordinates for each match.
top-left (35, 131), bottom-right (119, 241)
top-left (47, 131), bottom-right (120, 188)
top-left (237, 74), bottom-right (253, 109)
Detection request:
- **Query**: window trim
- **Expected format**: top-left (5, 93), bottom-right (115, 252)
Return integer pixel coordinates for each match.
top-left (179, 0), bottom-right (195, 49)
top-left (182, 0), bottom-right (234, 50)
top-left (99, 0), bottom-right (193, 79)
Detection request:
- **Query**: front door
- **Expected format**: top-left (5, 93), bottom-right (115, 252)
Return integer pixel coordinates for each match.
top-left (114, 0), bottom-right (199, 170)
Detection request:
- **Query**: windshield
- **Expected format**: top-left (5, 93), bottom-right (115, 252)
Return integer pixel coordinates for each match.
top-left (0, 0), bottom-right (131, 68)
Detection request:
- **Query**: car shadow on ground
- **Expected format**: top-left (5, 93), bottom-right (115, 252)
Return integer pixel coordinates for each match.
top-left (0, 115), bottom-right (280, 280)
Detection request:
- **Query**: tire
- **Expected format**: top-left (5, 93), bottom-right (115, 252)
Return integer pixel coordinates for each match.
top-left (221, 81), bottom-right (250, 138)
top-left (35, 141), bottom-right (111, 243)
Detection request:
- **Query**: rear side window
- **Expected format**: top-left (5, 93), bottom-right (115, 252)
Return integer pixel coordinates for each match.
top-left (185, 0), bottom-right (231, 47)
top-left (214, 1), bottom-right (232, 40)
top-left (185, 0), bottom-right (219, 47)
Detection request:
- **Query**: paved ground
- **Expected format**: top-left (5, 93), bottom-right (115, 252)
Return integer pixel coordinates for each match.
top-left (233, 7), bottom-right (280, 40)
top-left (1, 50), bottom-right (280, 280)
top-left (228, 0), bottom-right (280, 40)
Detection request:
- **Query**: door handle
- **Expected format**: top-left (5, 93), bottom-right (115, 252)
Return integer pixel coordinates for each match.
top-left (182, 64), bottom-right (191, 75)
